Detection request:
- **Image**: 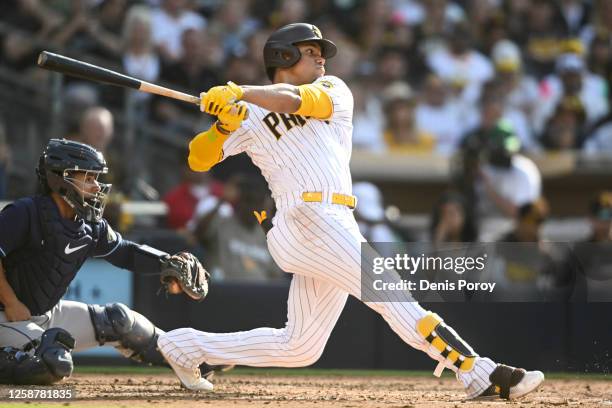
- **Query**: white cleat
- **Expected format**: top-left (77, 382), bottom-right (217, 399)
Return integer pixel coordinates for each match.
top-left (158, 338), bottom-right (213, 391)
top-left (476, 364), bottom-right (544, 400)
top-left (508, 370), bottom-right (545, 399)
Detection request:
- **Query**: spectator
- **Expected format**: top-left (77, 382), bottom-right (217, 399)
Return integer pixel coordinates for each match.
top-left (491, 40), bottom-right (540, 135)
top-left (224, 55), bottom-right (262, 85)
top-left (569, 192), bottom-right (612, 301)
top-left (460, 120), bottom-right (541, 218)
top-left (536, 52), bottom-right (609, 133)
top-left (518, 0), bottom-right (565, 78)
top-left (0, 0), bottom-right (63, 40)
top-left (50, 0), bottom-right (127, 59)
top-left (352, 182), bottom-right (399, 243)
top-left (86, 0), bottom-right (129, 60)
top-left (540, 96), bottom-right (586, 150)
top-left (558, 0), bottom-right (591, 37)
top-left (269, 0), bottom-right (307, 28)
top-left (584, 191), bottom-right (612, 243)
top-left (415, 74), bottom-right (465, 155)
top-left (579, 0), bottom-right (612, 46)
top-left (411, 0), bottom-right (465, 55)
top-left (122, 5), bottom-right (160, 109)
top-left (430, 192), bottom-right (478, 244)
top-left (426, 24), bottom-right (494, 107)
top-left (375, 47), bottom-right (410, 88)
top-left (153, 28), bottom-right (220, 133)
top-left (67, 107), bottom-right (130, 194)
top-left (490, 198), bottom-right (572, 301)
top-left (464, 0), bottom-right (503, 51)
top-left (74, 107), bottom-right (114, 153)
top-left (381, 82), bottom-right (435, 153)
top-left (585, 31), bottom-right (612, 86)
top-left (465, 79), bottom-right (535, 153)
top-left (350, 79), bottom-right (385, 152)
top-left (151, 0), bottom-right (206, 62)
top-left (500, 198), bottom-right (550, 242)
top-left (583, 114), bottom-right (612, 154)
top-left (194, 176), bottom-right (283, 282)
top-left (208, 0), bottom-right (260, 57)
top-left (163, 161), bottom-right (218, 231)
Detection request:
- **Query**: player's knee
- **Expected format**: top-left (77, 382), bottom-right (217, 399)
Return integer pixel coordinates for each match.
top-left (283, 337), bottom-right (326, 367)
top-left (0, 328), bottom-right (75, 385)
top-left (88, 303), bottom-right (165, 365)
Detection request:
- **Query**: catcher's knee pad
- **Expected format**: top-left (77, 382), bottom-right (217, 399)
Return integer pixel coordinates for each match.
top-left (0, 328), bottom-right (75, 385)
top-left (88, 303), bottom-right (165, 365)
top-left (417, 312), bottom-right (477, 376)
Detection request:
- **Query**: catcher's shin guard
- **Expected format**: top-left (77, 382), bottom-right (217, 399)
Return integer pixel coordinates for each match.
top-left (0, 328), bottom-right (75, 385)
top-left (416, 312), bottom-right (477, 376)
top-left (88, 303), bottom-right (165, 365)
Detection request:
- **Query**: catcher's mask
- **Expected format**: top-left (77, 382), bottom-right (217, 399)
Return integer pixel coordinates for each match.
top-left (37, 138), bottom-right (111, 222)
top-left (263, 23), bottom-right (337, 81)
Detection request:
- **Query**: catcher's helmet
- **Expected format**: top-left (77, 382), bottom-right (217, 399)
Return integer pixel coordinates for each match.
top-left (263, 23), bottom-right (337, 81)
top-left (37, 138), bottom-right (111, 222)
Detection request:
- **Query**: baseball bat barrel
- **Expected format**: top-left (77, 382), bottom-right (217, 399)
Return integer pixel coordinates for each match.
top-left (37, 51), bottom-right (200, 105)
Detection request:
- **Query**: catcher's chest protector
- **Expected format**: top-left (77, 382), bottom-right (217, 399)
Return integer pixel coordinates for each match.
top-left (3, 196), bottom-right (98, 315)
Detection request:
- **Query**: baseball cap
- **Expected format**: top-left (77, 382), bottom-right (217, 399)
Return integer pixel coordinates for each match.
top-left (382, 81), bottom-right (415, 105)
top-left (353, 182), bottom-right (385, 222)
top-left (492, 40), bottom-right (521, 73)
top-left (555, 53), bottom-right (585, 73)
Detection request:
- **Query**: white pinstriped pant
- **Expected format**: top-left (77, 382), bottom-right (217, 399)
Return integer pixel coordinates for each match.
top-left (159, 203), bottom-right (497, 397)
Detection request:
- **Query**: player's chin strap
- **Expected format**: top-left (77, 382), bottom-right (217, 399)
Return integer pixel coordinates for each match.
top-left (416, 312), bottom-right (477, 377)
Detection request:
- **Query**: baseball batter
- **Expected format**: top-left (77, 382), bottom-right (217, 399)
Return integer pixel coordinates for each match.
top-left (158, 23), bottom-right (544, 400)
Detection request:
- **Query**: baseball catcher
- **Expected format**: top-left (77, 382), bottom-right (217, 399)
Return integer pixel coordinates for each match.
top-left (0, 139), bottom-right (214, 386)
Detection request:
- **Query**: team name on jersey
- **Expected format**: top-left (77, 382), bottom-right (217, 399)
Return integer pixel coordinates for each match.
top-left (262, 112), bottom-right (329, 140)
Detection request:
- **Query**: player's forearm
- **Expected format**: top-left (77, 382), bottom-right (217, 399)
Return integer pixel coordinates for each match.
top-left (241, 84), bottom-right (302, 113)
top-left (188, 124), bottom-right (228, 172)
top-left (0, 262), bottom-right (20, 307)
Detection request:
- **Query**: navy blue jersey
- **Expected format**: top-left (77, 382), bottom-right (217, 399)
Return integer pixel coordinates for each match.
top-left (0, 195), bottom-right (127, 315)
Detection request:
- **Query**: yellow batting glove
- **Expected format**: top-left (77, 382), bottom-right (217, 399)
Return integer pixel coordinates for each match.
top-left (200, 81), bottom-right (244, 115)
top-left (216, 102), bottom-right (248, 134)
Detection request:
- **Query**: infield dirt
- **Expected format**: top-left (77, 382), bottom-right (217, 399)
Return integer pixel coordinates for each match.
top-left (1, 371), bottom-right (610, 407)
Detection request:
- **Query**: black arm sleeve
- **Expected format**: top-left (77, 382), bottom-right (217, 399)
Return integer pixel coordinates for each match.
top-left (103, 239), bottom-right (169, 274)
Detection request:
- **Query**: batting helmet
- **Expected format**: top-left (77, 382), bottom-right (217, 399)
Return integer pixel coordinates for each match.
top-left (263, 23), bottom-right (337, 81)
top-left (37, 138), bottom-right (111, 222)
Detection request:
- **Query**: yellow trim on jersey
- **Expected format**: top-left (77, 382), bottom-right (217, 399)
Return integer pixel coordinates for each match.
top-left (294, 84), bottom-right (333, 119)
top-left (188, 123), bottom-right (229, 172)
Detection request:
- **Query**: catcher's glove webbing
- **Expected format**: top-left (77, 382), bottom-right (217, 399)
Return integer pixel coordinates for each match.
top-left (160, 252), bottom-right (210, 301)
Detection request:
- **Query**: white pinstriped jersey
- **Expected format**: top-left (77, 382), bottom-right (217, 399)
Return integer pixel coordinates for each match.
top-left (220, 75), bottom-right (354, 206)
top-left (158, 74), bottom-right (500, 399)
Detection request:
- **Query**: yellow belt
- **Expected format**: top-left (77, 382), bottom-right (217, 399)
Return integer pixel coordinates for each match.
top-left (302, 192), bottom-right (357, 209)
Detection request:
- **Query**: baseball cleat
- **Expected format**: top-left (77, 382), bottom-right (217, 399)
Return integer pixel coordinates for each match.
top-left (159, 346), bottom-right (213, 391)
top-left (476, 364), bottom-right (544, 400)
top-left (200, 363), bottom-right (235, 381)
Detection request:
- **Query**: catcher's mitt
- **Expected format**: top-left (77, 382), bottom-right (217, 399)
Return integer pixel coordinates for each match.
top-left (160, 252), bottom-right (210, 301)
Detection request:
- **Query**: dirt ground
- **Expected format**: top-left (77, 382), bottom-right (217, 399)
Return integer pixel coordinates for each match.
top-left (1, 372), bottom-right (611, 407)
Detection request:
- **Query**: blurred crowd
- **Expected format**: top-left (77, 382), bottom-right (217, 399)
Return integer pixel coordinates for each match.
top-left (0, 0), bottom-right (611, 287)
top-left (1, 0), bottom-right (611, 153)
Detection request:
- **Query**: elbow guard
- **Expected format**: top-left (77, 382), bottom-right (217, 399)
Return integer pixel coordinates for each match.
top-left (188, 125), bottom-right (228, 172)
top-left (294, 84), bottom-right (333, 119)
